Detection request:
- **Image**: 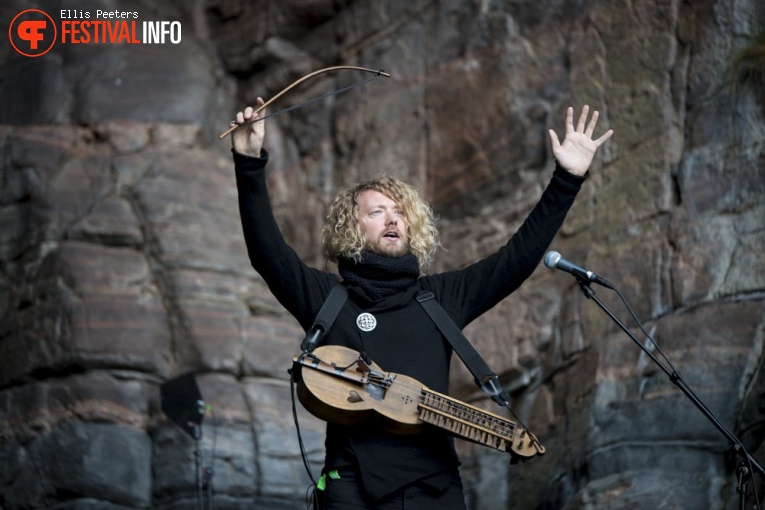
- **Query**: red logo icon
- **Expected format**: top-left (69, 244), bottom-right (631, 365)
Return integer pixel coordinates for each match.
top-left (9, 9), bottom-right (57, 57)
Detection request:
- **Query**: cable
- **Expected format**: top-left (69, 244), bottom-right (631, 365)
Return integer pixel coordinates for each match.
top-left (290, 358), bottom-right (320, 510)
top-left (612, 286), bottom-right (678, 375)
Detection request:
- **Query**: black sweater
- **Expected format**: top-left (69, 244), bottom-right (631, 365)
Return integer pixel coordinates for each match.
top-left (234, 150), bottom-right (585, 499)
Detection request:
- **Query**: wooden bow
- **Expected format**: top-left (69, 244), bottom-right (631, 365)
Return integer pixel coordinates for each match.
top-left (218, 65), bottom-right (391, 139)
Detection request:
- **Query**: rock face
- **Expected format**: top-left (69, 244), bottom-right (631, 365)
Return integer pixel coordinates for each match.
top-left (1, 0), bottom-right (764, 508)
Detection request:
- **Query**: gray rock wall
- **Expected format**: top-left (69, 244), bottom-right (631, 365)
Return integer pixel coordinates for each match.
top-left (1, 0), bottom-right (763, 508)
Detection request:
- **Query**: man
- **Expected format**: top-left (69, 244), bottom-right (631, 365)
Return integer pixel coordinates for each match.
top-left (230, 98), bottom-right (612, 509)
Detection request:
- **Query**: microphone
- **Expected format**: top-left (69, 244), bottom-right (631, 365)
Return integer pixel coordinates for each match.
top-left (544, 251), bottom-right (614, 289)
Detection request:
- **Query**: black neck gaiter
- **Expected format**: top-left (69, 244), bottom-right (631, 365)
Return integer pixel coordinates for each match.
top-left (337, 251), bottom-right (420, 301)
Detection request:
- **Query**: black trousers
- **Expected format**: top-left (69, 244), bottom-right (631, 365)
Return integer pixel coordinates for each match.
top-left (319, 466), bottom-right (467, 510)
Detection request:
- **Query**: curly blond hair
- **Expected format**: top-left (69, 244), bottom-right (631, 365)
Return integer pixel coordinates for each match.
top-left (322, 176), bottom-right (440, 269)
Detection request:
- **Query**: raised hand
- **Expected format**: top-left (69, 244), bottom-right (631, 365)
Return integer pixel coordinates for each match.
top-left (548, 105), bottom-right (613, 176)
top-left (231, 97), bottom-right (266, 158)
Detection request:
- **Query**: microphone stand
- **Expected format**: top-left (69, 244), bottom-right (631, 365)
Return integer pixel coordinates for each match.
top-left (575, 278), bottom-right (764, 509)
top-left (190, 421), bottom-right (214, 510)
top-left (191, 422), bottom-right (204, 510)
top-left (204, 465), bottom-right (214, 510)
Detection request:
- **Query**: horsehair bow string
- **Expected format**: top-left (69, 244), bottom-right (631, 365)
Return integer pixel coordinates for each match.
top-left (218, 66), bottom-right (391, 139)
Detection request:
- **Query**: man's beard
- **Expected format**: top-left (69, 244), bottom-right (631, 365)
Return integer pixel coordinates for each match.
top-left (365, 237), bottom-right (410, 258)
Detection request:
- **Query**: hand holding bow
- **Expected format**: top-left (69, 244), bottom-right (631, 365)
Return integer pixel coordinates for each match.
top-left (231, 97), bottom-right (267, 158)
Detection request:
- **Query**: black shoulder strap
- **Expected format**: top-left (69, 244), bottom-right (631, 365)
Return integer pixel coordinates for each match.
top-left (300, 283), bottom-right (348, 352)
top-left (299, 285), bottom-right (510, 407)
top-left (416, 291), bottom-right (511, 407)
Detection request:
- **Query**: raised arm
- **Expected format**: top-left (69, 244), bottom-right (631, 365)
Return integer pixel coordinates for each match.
top-left (427, 105), bottom-right (613, 325)
top-left (230, 98), bottom-right (337, 329)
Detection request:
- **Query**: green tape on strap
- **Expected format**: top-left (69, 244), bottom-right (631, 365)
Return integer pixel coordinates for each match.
top-left (316, 469), bottom-right (341, 491)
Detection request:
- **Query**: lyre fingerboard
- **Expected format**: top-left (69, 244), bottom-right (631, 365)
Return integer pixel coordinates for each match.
top-left (418, 390), bottom-right (516, 452)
